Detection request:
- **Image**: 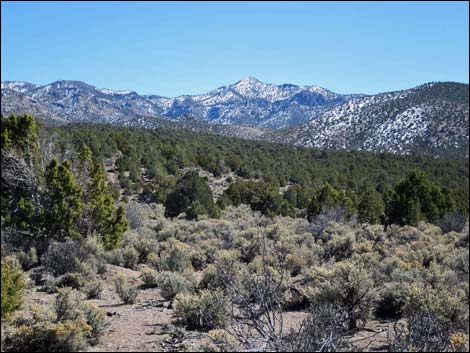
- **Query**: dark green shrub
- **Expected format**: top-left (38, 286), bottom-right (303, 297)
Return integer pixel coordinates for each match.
top-left (164, 172), bottom-right (219, 220)
top-left (1, 258), bottom-right (24, 320)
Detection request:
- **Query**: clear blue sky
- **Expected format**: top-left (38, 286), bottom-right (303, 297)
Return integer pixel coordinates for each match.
top-left (2, 1), bottom-right (468, 96)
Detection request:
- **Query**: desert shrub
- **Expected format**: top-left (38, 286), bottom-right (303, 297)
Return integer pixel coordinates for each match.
top-left (41, 274), bottom-right (60, 294)
top-left (1, 318), bottom-right (91, 352)
top-left (402, 284), bottom-right (468, 330)
top-left (199, 264), bottom-right (221, 290)
top-left (122, 246), bottom-right (139, 270)
top-left (106, 248), bottom-right (124, 267)
top-left (87, 257), bottom-right (107, 275)
top-left (189, 249), bottom-right (207, 271)
top-left (173, 290), bottom-right (227, 330)
top-left (42, 240), bottom-right (82, 276)
top-left (125, 202), bottom-right (145, 229)
top-left (81, 236), bottom-right (107, 274)
top-left (2, 287), bottom-right (106, 351)
top-left (234, 235), bottom-right (260, 263)
top-left (141, 266), bottom-right (159, 288)
top-left (157, 271), bottom-right (195, 301)
top-left (146, 252), bottom-right (160, 269)
top-left (159, 239), bottom-right (192, 272)
top-left (449, 248), bottom-right (469, 279)
top-left (307, 260), bottom-right (377, 329)
top-left (54, 272), bottom-right (85, 291)
top-left (82, 235), bottom-right (105, 258)
top-left (55, 287), bottom-right (83, 321)
top-left (200, 329), bottom-right (238, 352)
top-left (284, 253), bottom-right (305, 276)
top-left (281, 304), bottom-right (351, 352)
top-left (115, 274), bottom-right (138, 304)
top-left (131, 237), bottom-right (155, 263)
top-left (83, 280), bottom-right (103, 299)
top-left (1, 257), bottom-right (24, 320)
top-left (106, 245), bottom-right (140, 270)
top-left (17, 247), bottom-right (39, 270)
top-left (375, 283), bottom-right (408, 319)
top-left (449, 332), bottom-right (469, 352)
top-left (121, 230), bottom-right (157, 263)
top-left (438, 212), bottom-right (467, 234)
top-left (388, 310), bottom-right (452, 352)
top-left (80, 301), bottom-right (107, 343)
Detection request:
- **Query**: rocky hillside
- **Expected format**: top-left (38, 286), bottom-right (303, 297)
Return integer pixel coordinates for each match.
top-left (263, 82), bottom-right (469, 159)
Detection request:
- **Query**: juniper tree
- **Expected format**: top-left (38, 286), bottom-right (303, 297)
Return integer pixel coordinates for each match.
top-left (357, 187), bottom-right (385, 224)
top-left (44, 159), bottom-right (83, 240)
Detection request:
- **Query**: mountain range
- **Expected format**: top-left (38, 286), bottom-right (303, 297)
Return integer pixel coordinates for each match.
top-left (1, 78), bottom-right (468, 159)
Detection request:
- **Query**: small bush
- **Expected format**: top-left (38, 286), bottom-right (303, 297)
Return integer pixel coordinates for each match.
top-left (81, 301), bottom-right (107, 343)
top-left (281, 304), bottom-right (351, 352)
top-left (375, 283), bottom-right (407, 319)
top-left (438, 212), bottom-right (467, 234)
top-left (157, 271), bottom-right (195, 301)
top-left (55, 272), bottom-right (85, 290)
top-left (115, 275), bottom-right (138, 304)
top-left (307, 260), bottom-right (377, 329)
top-left (55, 287), bottom-right (83, 321)
top-left (389, 311), bottom-right (452, 352)
top-left (122, 246), bottom-right (139, 270)
top-left (173, 290), bottom-right (227, 330)
top-left (204, 329), bottom-right (238, 352)
top-left (199, 264), bottom-right (220, 290)
top-left (17, 247), bottom-right (39, 270)
top-left (1, 257), bottom-right (24, 320)
top-left (159, 240), bottom-right (191, 272)
top-left (83, 280), bottom-right (103, 299)
top-left (106, 248), bottom-right (124, 267)
top-left (285, 253), bottom-right (305, 276)
top-left (141, 267), bottom-right (159, 288)
top-left (2, 319), bottom-right (91, 352)
top-left (43, 241), bottom-right (82, 276)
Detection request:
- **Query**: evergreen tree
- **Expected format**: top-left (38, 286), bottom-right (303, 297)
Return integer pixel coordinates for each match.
top-left (307, 183), bottom-right (355, 222)
top-left (81, 160), bottom-right (128, 249)
top-left (1, 115), bottom-right (42, 233)
top-left (102, 205), bottom-right (128, 250)
top-left (165, 172), bottom-right (219, 220)
top-left (44, 159), bottom-right (82, 240)
top-left (1, 258), bottom-right (24, 320)
top-left (1, 114), bottom-right (39, 159)
top-left (387, 170), bottom-right (456, 225)
top-left (76, 143), bottom-right (94, 185)
top-left (357, 187), bottom-right (385, 224)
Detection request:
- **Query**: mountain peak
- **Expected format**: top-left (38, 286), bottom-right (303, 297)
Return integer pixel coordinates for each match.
top-left (242, 76), bottom-right (261, 82)
top-left (236, 76), bottom-right (263, 86)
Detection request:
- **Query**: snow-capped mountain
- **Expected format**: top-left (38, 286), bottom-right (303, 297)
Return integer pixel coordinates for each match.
top-left (1, 80), bottom-right (164, 125)
top-left (264, 82), bottom-right (469, 159)
top-left (1, 79), bottom-right (468, 159)
top-left (1, 77), bottom-right (357, 129)
top-left (146, 76), bottom-right (360, 128)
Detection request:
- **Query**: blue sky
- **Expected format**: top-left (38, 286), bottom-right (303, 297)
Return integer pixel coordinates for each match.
top-left (1, 1), bottom-right (468, 96)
